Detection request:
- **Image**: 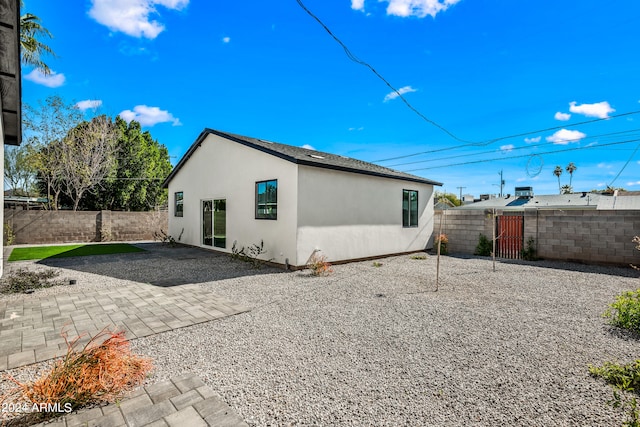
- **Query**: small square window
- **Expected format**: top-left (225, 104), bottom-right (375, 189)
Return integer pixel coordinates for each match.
top-left (256, 180), bottom-right (277, 220)
top-left (175, 191), bottom-right (183, 217)
top-left (402, 190), bottom-right (418, 227)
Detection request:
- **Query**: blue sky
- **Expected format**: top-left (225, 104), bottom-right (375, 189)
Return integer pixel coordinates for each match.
top-left (21, 0), bottom-right (640, 198)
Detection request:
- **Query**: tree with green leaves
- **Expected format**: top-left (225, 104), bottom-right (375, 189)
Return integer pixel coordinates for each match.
top-left (4, 144), bottom-right (37, 196)
top-left (561, 184), bottom-right (572, 195)
top-left (79, 117), bottom-right (172, 211)
top-left (566, 162), bottom-right (577, 188)
top-left (553, 165), bottom-right (563, 194)
top-left (19, 1), bottom-right (56, 75)
top-left (435, 191), bottom-right (462, 207)
top-left (24, 95), bottom-right (84, 209)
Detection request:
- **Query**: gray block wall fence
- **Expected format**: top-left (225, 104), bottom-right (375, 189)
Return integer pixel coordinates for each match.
top-left (435, 209), bottom-right (640, 266)
top-left (4, 209), bottom-right (168, 245)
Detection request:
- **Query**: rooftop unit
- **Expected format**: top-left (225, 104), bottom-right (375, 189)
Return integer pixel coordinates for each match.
top-left (515, 186), bottom-right (534, 199)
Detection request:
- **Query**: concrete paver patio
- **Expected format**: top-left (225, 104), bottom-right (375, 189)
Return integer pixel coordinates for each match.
top-left (0, 246), bottom-right (253, 426)
top-left (0, 282), bottom-right (249, 371)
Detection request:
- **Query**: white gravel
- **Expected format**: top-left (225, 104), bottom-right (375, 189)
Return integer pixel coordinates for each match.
top-left (3, 245), bottom-right (640, 426)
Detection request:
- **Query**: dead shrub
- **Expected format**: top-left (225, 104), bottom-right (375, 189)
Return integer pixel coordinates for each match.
top-left (307, 252), bottom-right (333, 276)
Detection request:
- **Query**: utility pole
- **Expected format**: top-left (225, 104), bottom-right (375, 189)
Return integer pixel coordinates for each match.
top-left (498, 170), bottom-right (505, 197)
top-left (457, 186), bottom-right (466, 204)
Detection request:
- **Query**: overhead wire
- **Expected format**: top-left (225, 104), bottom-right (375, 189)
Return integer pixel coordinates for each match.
top-left (401, 138), bottom-right (640, 172)
top-left (386, 128), bottom-right (640, 168)
top-left (294, 0), bottom-right (640, 163)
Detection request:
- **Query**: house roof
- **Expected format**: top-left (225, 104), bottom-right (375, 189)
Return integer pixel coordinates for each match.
top-left (0, 0), bottom-right (22, 146)
top-left (454, 192), bottom-right (640, 210)
top-left (163, 129), bottom-right (443, 188)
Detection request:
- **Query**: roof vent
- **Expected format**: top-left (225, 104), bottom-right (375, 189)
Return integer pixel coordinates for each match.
top-left (309, 154), bottom-right (325, 159)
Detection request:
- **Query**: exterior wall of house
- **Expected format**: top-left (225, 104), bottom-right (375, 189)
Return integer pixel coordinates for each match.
top-left (296, 165), bottom-right (435, 265)
top-left (167, 134), bottom-right (298, 265)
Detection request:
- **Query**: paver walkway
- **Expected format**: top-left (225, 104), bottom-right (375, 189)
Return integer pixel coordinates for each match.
top-left (31, 374), bottom-right (248, 427)
top-left (0, 282), bottom-right (250, 370)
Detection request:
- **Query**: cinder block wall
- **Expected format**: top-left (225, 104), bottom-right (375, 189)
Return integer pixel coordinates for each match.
top-left (435, 208), bottom-right (640, 266)
top-left (4, 210), bottom-right (168, 245)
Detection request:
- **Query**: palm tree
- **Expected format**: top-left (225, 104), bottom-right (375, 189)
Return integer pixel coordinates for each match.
top-left (20, 1), bottom-right (56, 75)
top-left (566, 162), bottom-right (577, 188)
top-left (561, 184), bottom-right (572, 194)
top-left (553, 165), bottom-right (563, 194)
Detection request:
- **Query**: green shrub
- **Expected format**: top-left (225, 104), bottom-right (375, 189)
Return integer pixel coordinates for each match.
top-left (590, 360), bottom-right (640, 394)
top-left (604, 289), bottom-right (640, 333)
top-left (474, 234), bottom-right (492, 256)
top-left (521, 237), bottom-right (538, 261)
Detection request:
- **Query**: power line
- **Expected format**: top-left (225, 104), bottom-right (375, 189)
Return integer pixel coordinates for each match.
top-left (608, 143), bottom-right (640, 187)
top-left (373, 110), bottom-right (640, 163)
top-left (294, 0), bottom-right (472, 144)
top-left (294, 0), bottom-right (640, 167)
top-left (401, 138), bottom-right (640, 172)
top-left (385, 128), bottom-right (640, 168)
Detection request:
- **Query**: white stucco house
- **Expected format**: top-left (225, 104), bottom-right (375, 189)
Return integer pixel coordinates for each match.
top-left (163, 129), bottom-right (442, 268)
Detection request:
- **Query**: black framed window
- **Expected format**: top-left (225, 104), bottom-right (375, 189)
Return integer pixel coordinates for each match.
top-left (175, 191), bottom-right (183, 217)
top-left (256, 180), bottom-right (277, 219)
top-left (402, 190), bottom-right (418, 227)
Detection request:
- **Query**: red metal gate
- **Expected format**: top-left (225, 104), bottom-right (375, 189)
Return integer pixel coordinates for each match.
top-left (496, 215), bottom-right (524, 259)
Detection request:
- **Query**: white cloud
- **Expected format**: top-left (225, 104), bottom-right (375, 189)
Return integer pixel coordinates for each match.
top-left (516, 177), bottom-right (528, 182)
top-left (569, 101), bottom-right (615, 119)
top-left (554, 112), bottom-right (571, 121)
top-left (24, 69), bottom-right (65, 88)
top-left (627, 181), bottom-right (640, 186)
top-left (381, 0), bottom-right (461, 17)
top-left (500, 144), bottom-right (514, 153)
top-left (384, 85), bottom-right (417, 102)
top-left (222, 36), bottom-right (230, 43)
top-left (597, 162), bottom-right (613, 169)
top-left (524, 136), bottom-right (541, 144)
top-left (301, 144), bottom-right (315, 150)
top-left (119, 105), bottom-right (181, 126)
top-left (348, 127), bottom-right (364, 131)
top-left (351, 0), bottom-right (365, 11)
top-left (75, 99), bottom-right (103, 111)
top-left (89, 0), bottom-right (189, 39)
top-left (546, 129), bottom-right (586, 145)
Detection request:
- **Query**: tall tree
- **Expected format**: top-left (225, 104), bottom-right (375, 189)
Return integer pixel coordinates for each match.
top-left (553, 165), bottom-right (563, 194)
top-left (566, 162), bottom-right (577, 187)
top-left (24, 95), bottom-right (83, 209)
top-left (60, 115), bottom-right (119, 211)
top-left (19, 1), bottom-right (56, 75)
top-left (79, 117), bottom-right (172, 211)
top-left (561, 184), bottom-right (572, 195)
top-left (4, 144), bottom-right (36, 196)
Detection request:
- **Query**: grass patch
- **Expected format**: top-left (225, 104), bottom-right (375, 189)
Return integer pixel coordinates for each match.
top-left (9, 243), bottom-right (144, 262)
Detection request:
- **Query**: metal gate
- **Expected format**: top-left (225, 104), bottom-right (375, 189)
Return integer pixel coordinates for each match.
top-left (496, 215), bottom-right (524, 259)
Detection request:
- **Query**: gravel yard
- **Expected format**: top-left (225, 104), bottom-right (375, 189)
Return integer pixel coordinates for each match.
top-left (2, 245), bottom-right (640, 426)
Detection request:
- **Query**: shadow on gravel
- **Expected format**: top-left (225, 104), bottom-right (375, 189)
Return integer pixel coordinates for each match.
top-left (37, 242), bottom-right (286, 287)
top-left (604, 325), bottom-right (640, 341)
top-left (442, 253), bottom-right (639, 279)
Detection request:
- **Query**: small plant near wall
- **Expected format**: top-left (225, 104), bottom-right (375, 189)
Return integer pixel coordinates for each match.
top-left (474, 234), bottom-right (492, 256)
top-left (372, 261), bottom-right (383, 267)
top-left (231, 240), bottom-right (272, 268)
top-left (521, 237), bottom-right (538, 261)
top-left (307, 252), bottom-right (333, 276)
top-left (632, 236), bottom-right (640, 271)
top-left (589, 360), bottom-right (640, 427)
top-left (4, 221), bottom-right (15, 245)
top-left (603, 289), bottom-right (640, 333)
top-left (434, 233), bottom-right (449, 255)
top-left (410, 254), bottom-right (427, 260)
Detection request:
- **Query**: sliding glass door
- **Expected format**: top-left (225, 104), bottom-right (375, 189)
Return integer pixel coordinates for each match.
top-left (202, 199), bottom-right (226, 248)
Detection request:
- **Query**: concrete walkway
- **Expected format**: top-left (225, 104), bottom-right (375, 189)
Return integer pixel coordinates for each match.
top-left (0, 282), bottom-right (249, 370)
top-left (32, 374), bottom-right (249, 427)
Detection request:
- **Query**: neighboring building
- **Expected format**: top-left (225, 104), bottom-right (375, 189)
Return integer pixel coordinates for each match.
top-left (163, 129), bottom-right (442, 268)
top-left (0, 0), bottom-right (23, 276)
top-left (455, 187), bottom-right (640, 211)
